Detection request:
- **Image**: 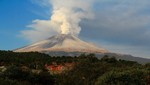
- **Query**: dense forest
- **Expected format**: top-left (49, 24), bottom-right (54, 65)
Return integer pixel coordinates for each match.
top-left (0, 50), bottom-right (150, 85)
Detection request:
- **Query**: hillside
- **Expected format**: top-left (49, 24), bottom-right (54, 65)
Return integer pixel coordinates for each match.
top-left (0, 50), bottom-right (150, 85)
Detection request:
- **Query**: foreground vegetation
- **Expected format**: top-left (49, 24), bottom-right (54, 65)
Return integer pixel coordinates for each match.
top-left (0, 50), bottom-right (150, 85)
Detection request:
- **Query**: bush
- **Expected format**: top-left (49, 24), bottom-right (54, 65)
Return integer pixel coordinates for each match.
top-left (3, 65), bottom-right (30, 80)
top-left (95, 69), bottom-right (150, 85)
top-left (0, 78), bottom-right (17, 85)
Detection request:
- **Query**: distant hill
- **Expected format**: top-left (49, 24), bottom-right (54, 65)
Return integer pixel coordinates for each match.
top-left (40, 51), bottom-right (150, 64)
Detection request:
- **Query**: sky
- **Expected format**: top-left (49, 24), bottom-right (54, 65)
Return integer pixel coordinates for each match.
top-left (0, 0), bottom-right (150, 58)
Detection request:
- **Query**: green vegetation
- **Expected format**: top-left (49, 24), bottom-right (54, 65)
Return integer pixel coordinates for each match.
top-left (0, 50), bottom-right (150, 85)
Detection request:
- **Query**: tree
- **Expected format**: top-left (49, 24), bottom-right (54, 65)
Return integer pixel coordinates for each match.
top-left (95, 69), bottom-right (149, 85)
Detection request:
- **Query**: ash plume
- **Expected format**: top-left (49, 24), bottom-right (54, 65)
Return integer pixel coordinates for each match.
top-left (22, 0), bottom-right (95, 42)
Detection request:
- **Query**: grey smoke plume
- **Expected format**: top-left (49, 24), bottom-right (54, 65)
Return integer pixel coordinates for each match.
top-left (22, 0), bottom-right (95, 42)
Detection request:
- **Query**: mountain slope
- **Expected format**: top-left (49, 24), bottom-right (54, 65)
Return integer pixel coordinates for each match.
top-left (14, 34), bottom-right (150, 64)
top-left (15, 34), bottom-right (108, 53)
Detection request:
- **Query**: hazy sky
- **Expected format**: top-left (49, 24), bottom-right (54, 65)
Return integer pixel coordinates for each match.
top-left (0, 0), bottom-right (150, 58)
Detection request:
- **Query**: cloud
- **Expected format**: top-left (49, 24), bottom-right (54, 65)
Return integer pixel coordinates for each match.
top-left (21, 19), bottom-right (59, 42)
top-left (81, 0), bottom-right (150, 44)
top-left (21, 0), bottom-right (150, 58)
top-left (22, 0), bottom-right (95, 42)
top-left (80, 0), bottom-right (150, 58)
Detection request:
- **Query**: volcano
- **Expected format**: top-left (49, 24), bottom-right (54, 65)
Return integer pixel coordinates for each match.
top-left (15, 34), bottom-right (108, 54)
top-left (14, 34), bottom-right (150, 64)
